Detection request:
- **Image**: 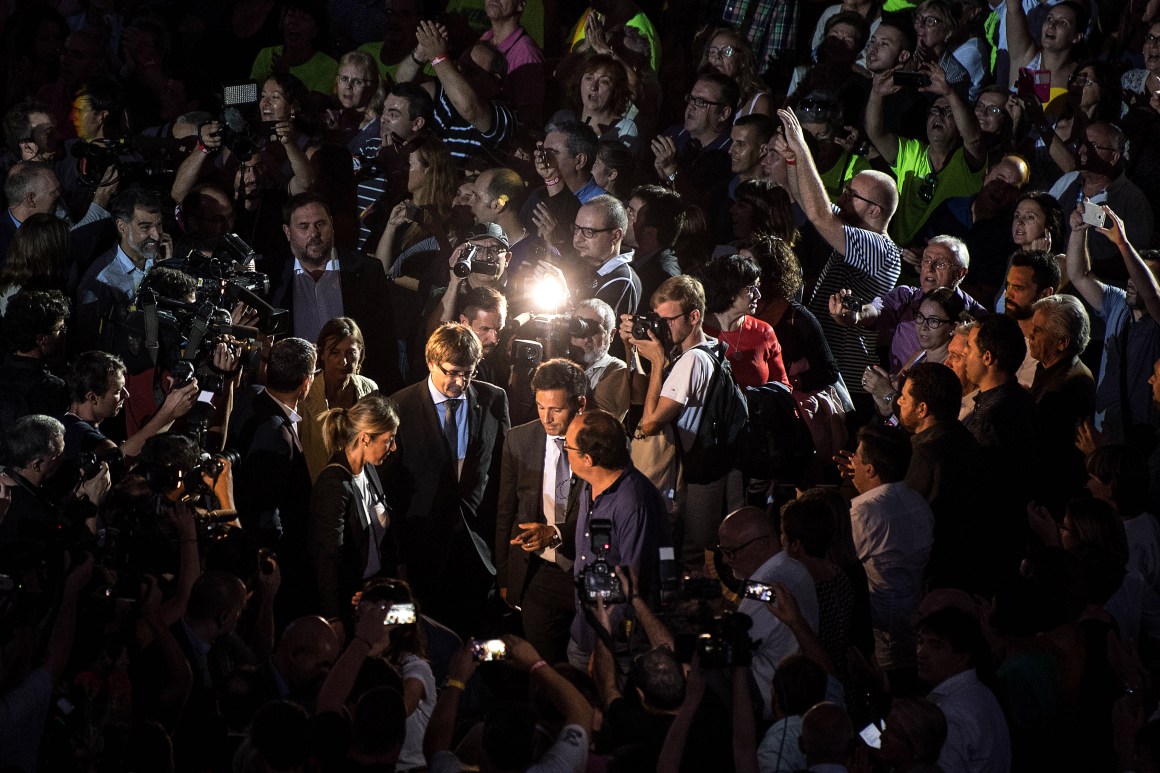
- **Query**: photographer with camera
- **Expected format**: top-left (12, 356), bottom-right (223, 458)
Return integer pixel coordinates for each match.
top-left (564, 409), bottom-right (670, 670)
top-left (425, 222), bottom-right (511, 341)
top-left (571, 298), bottom-right (629, 417)
top-left (0, 414), bottom-right (110, 549)
top-left (63, 350), bottom-right (200, 462)
top-left (620, 274), bottom-right (740, 568)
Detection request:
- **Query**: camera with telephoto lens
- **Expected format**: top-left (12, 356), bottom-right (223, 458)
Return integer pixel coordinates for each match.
top-left (72, 136), bottom-right (180, 189)
top-left (580, 518), bottom-right (627, 604)
top-left (452, 244), bottom-right (503, 278)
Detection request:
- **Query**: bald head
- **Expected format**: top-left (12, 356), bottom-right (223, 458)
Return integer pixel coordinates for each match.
top-left (275, 616), bottom-right (341, 697)
top-left (800, 702), bottom-right (853, 764)
top-left (857, 170), bottom-right (899, 225)
top-left (719, 506), bottom-right (780, 579)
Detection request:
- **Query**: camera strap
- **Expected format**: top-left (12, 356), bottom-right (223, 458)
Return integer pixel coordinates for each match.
top-left (185, 310), bottom-right (211, 361)
top-left (142, 292), bottom-right (161, 368)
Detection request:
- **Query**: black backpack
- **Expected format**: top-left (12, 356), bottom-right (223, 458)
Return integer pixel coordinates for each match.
top-left (678, 342), bottom-right (749, 485)
top-left (739, 381), bottom-right (816, 484)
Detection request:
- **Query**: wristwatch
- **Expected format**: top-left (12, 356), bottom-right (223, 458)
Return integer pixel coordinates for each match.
top-left (547, 532), bottom-right (563, 549)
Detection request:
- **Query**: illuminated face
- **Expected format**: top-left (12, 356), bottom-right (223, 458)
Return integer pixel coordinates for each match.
top-left (1143, 22), bottom-right (1160, 71)
top-left (1040, 6), bottom-right (1080, 53)
top-left (118, 205), bottom-right (163, 262)
top-left (380, 94), bottom-right (421, 143)
top-left (918, 242), bottom-right (963, 293)
top-left (945, 332), bottom-right (972, 389)
top-left (729, 123), bottom-right (764, 176)
top-left (428, 359), bottom-right (475, 399)
top-left (92, 369), bottom-right (128, 422)
top-left (914, 7), bottom-right (950, 49)
top-left (1027, 306), bottom-right (1063, 364)
top-left (260, 80), bottom-right (293, 122)
top-left (323, 335), bottom-right (362, 383)
top-left (965, 326), bottom-right (989, 386)
top-left (896, 379), bottom-right (922, 432)
top-left (461, 308), bottom-right (505, 355)
top-left (706, 33), bottom-right (739, 77)
top-left (726, 279), bottom-right (761, 318)
top-left (363, 430), bottom-right (396, 465)
top-left (572, 204), bottom-right (620, 266)
top-left (973, 92), bottom-right (1008, 134)
top-left (914, 298), bottom-right (955, 352)
top-left (1004, 265), bottom-right (1043, 320)
top-left (866, 26), bottom-right (907, 72)
top-left (283, 201), bottom-right (334, 265)
top-left (926, 97), bottom-right (959, 144)
top-left (536, 387), bottom-right (580, 437)
top-left (1011, 199), bottom-right (1047, 247)
top-left (684, 78), bottom-right (728, 137)
top-left (336, 64), bottom-right (373, 110)
top-left (70, 96), bottom-right (104, 141)
top-left (580, 66), bottom-right (615, 115)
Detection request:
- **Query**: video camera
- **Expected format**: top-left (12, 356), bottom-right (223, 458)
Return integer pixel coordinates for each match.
top-left (453, 244), bottom-right (504, 278)
top-left (580, 518), bottom-right (628, 604)
top-left (73, 135), bottom-right (183, 189)
top-left (216, 82), bottom-right (281, 162)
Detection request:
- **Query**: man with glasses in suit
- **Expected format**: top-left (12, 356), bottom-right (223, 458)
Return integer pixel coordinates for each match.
top-left (383, 322), bottom-right (510, 636)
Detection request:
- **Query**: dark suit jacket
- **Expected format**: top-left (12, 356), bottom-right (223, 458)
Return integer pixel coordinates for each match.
top-left (229, 387), bottom-right (312, 546)
top-left (382, 378), bottom-right (509, 587)
top-left (495, 419), bottom-right (581, 606)
top-left (309, 450), bottom-right (392, 617)
top-left (263, 248), bottom-right (403, 394)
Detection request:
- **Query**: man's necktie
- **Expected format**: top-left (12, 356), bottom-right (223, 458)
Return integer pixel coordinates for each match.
top-left (554, 437), bottom-right (569, 524)
top-left (443, 399), bottom-right (461, 460)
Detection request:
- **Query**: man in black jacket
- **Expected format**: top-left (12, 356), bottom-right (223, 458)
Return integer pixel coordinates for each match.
top-left (382, 322), bottom-right (509, 636)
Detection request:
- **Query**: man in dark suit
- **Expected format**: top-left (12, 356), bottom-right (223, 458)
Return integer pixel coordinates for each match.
top-left (264, 192), bottom-right (403, 394)
top-left (229, 337), bottom-right (315, 616)
top-left (496, 358), bottom-right (587, 665)
top-left (382, 322), bottom-right (509, 637)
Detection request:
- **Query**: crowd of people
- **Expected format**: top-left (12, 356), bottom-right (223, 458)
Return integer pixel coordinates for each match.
top-left (1, 0), bottom-right (1160, 770)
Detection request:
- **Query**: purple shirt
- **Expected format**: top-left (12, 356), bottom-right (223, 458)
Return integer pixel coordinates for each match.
top-left (873, 285), bottom-right (987, 373)
top-left (481, 26), bottom-right (545, 122)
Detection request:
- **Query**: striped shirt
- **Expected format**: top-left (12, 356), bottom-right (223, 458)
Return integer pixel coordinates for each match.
top-left (807, 209), bottom-right (902, 394)
top-left (432, 84), bottom-right (516, 165)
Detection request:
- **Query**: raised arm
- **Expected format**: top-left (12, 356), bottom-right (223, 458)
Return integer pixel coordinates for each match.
top-left (924, 65), bottom-right (985, 168)
top-left (1098, 204), bottom-right (1160, 323)
top-left (315, 603), bottom-right (392, 714)
top-left (775, 108), bottom-right (847, 254)
top-left (417, 22), bottom-right (494, 133)
top-left (1005, 0), bottom-right (1038, 83)
top-left (865, 69), bottom-right (901, 165)
top-left (1065, 204), bottom-right (1106, 311)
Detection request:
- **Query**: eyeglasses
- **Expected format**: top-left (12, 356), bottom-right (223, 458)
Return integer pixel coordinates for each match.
top-left (920, 258), bottom-right (952, 271)
top-left (842, 184), bottom-right (882, 210)
top-left (572, 223), bottom-right (615, 239)
top-left (562, 443), bottom-right (581, 453)
top-left (707, 45), bottom-right (735, 59)
top-left (717, 534), bottom-right (771, 560)
top-left (657, 310), bottom-right (690, 323)
top-left (928, 105), bottom-right (954, 118)
top-left (974, 103), bottom-right (1006, 117)
top-left (743, 284), bottom-right (761, 296)
top-left (914, 311), bottom-right (953, 329)
top-left (436, 363), bottom-right (476, 381)
top-left (918, 172), bottom-right (939, 203)
top-left (914, 14), bottom-right (943, 27)
top-left (685, 93), bottom-right (726, 109)
top-left (337, 75), bottom-right (371, 88)
top-left (1071, 75), bottom-right (1095, 88)
top-left (1089, 141), bottom-right (1118, 153)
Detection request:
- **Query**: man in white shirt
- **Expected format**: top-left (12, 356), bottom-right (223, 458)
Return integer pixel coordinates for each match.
top-left (918, 606), bottom-right (1011, 773)
top-left (622, 274), bottom-right (742, 567)
top-left (718, 505), bottom-right (819, 720)
top-left (496, 358), bottom-right (587, 664)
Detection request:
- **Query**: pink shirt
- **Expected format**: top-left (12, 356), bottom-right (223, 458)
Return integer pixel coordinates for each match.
top-left (481, 26), bottom-right (545, 123)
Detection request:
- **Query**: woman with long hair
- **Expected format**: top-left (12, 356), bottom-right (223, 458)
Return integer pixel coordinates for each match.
top-left (374, 135), bottom-right (456, 282)
top-left (309, 393), bottom-right (399, 619)
top-left (300, 317), bottom-right (379, 481)
top-left (552, 54), bottom-right (641, 150)
top-left (257, 73), bottom-right (318, 193)
top-left (0, 213), bottom-right (69, 313)
top-left (697, 25), bottom-right (773, 118)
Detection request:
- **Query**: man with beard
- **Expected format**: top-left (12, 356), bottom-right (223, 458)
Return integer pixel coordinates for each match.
top-left (1002, 249), bottom-right (1059, 387)
top-left (457, 285), bottom-right (508, 387)
top-left (1066, 203), bottom-right (1160, 444)
top-left (773, 108), bottom-right (901, 414)
top-left (266, 193), bottom-right (402, 392)
top-left (865, 62), bottom-right (986, 247)
top-left (76, 189), bottom-right (169, 349)
top-left (570, 298), bottom-right (627, 415)
top-left (1048, 121), bottom-right (1153, 280)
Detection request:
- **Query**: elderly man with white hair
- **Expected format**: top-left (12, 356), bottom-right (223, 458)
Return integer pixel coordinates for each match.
top-left (830, 234), bottom-right (988, 373)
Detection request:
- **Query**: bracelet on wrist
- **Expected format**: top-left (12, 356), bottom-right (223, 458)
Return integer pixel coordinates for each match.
top-left (529, 659), bottom-right (548, 674)
top-left (543, 176), bottom-right (561, 187)
top-left (784, 157), bottom-right (797, 165)
top-left (410, 49), bottom-right (424, 65)
top-left (445, 678), bottom-right (467, 691)
top-left (430, 54), bottom-right (449, 67)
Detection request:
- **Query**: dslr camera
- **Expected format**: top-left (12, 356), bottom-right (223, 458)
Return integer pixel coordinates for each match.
top-left (580, 518), bottom-right (627, 604)
top-left (630, 311), bottom-right (673, 351)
